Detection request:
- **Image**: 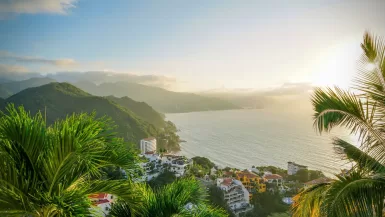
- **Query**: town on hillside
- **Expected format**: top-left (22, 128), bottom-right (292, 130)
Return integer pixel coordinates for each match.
top-left (89, 137), bottom-right (340, 217)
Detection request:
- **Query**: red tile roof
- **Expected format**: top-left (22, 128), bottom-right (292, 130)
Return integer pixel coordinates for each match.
top-left (264, 174), bottom-right (282, 180)
top-left (88, 193), bottom-right (107, 199)
top-left (222, 178), bottom-right (233, 186)
top-left (93, 199), bottom-right (110, 205)
top-left (237, 171), bottom-right (258, 179)
top-left (305, 177), bottom-right (333, 185)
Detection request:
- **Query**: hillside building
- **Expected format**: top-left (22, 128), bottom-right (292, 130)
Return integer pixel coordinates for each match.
top-left (140, 137), bottom-right (157, 154)
top-left (287, 161), bottom-right (307, 175)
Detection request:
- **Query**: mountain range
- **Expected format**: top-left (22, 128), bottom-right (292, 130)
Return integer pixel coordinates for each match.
top-left (2, 82), bottom-right (159, 143)
top-left (0, 77), bottom-right (56, 98)
top-left (0, 77), bottom-right (240, 113)
top-left (74, 81), bottom-right (240, 113)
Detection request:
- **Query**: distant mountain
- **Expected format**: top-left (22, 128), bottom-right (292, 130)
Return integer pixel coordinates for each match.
top-left (106, 95), bottom-right (165, 128)
top-left (74, 81), bottom-right (240, 113)
top-left (3, 82), bottom-right (157, 142)
top-left (0, 77), bottom-right (55, 98)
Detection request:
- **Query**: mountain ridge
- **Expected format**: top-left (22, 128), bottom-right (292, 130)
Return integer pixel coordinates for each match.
top-left (74, 81), bottom-right (240, 113)
top-left (3, 82), bottom-right (157, 142)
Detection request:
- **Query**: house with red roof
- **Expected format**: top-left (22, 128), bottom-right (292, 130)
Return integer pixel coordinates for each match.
top-left (88, 193), bottom-right (115, 217)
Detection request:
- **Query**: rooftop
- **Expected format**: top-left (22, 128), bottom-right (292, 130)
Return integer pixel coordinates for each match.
top-left (145, 151), bottom-right (155, 155)
top-left (88, 193), bottom-right (107, 199)
top-left (305, 177), bottom-right (333, 185)
top-left (142, 137), bottom-right (156, 141)
top-left (92, 199), bottom-right (110, 206)
top-left (237, 171), bottom-right (258, 179)
top-left (221, 178), bottom-right (233, 186)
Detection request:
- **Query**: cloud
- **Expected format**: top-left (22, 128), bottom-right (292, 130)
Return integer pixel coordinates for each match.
top-left (49, 71), bottom-right (178, 89)
top-left (0, 0), bottom-right (77, 15)
top-left (0, 64), bottom-right (42, 81)
top-left (0, 51), bottom-right (77, 67)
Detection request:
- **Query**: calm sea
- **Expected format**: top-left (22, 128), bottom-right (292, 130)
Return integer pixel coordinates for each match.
top-left (166, 109), bottom-right (357, 175)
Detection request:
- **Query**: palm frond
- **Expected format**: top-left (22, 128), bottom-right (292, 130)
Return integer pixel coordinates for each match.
top-left (333, 138), bottom-right (385, 173)
top-left (312, 87), bottom-right (383, 144)
top-left (322, 171), bottom-right (385, 217)
top-left (292, 183), bottom-right (330, 217)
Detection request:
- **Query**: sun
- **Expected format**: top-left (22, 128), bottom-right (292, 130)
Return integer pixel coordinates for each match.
top-left (311, 37), bottom-right (362, 88)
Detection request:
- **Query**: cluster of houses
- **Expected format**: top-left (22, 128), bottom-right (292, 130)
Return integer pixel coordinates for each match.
top-left (213, 169), bottom-right (285, 216)
top-left (89, 136), bottom-right (336, 217)
top-left (138, 137), bottom-right (193, 181)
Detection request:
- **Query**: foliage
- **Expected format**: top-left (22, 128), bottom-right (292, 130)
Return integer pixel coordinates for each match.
top-left (0, 104), bottom-right (144, 216)
top-left (148, 171), bottom-right (177, 189)
top-left (292, 32), bottom-right (385, 217)
top-left (106, 95), bottom-right (165, 128)
top-left (193, 156), bottom-right (216, 171)
top-left (109, 178), bottom-right (228, 217)
top-left (2, 82), bottom-right (157, 143)
top-left (287, 169), bottom-right (325, 183)
top-left (256, 166), bottom-right (287, 177)
top-left (267, 213), bottom-right (291, 217)
top-left (245, 192), bottom-right (289, 217)
top-left (157, 121), bottom-right (181, 151)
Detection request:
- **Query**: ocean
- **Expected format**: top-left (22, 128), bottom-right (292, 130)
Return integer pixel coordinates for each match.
top-left (166, 109), bottom-right (357, 176)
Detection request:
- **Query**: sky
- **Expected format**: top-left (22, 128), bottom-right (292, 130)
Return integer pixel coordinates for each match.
top-left (1, 0), bottom-right (385, 91)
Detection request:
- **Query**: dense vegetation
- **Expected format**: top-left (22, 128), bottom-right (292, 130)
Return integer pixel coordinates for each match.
top-left (0, 77), bottom-right (55, 98)
top-left (74, 80), bottom-right (240, 113)
top-left (1, 82), bottom-right (157, 143)
top-left (293, 32), bottom-right (385, 217)
top-left (0, 105), bottom-right (227, 216)
top-left (0, 105), bottom-right (142, 215)
top-left (106, 95), bottom-right (165, 128)
top-left (245, 192), bottom-right (289, 217)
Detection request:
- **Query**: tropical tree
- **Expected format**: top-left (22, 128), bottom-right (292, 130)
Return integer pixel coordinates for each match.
top-left (0, 104), bottom-right (145, 216)
top-left (108, 178), bottom-right (228, 217)
top-left (292, 32), bottom-right (385, 217)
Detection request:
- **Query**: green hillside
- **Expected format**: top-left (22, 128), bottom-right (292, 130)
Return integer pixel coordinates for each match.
top-left (0, 77), bottom-right (55, 98)
top-left (74, 81), bottom-right (240, 113)
top-left (106, 95), bottom-right (165, 128)
top-left (3, 82), bottom-right (157, 143)
top-left (0, 98), bottom-right (4, 108)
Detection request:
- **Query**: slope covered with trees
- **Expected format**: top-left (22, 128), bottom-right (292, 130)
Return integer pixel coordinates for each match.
top-left (2, 82), bottom-right (157, 142)
top-left (106, 95), bottom-right (165, 128)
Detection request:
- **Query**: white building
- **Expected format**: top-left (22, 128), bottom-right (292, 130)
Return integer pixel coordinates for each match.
top-left (89, 193), bottom-right (115, 217)
top-left (140, 137), bottom-right (157, 154)
top-left (137, 152), bottom-right (162, 182)
top-left (216, 178), bottom-right (252, 215)
top-left (162, 154), bottom-right (193, 177)
top-left (287, 161), bottom-right (307, 175)
top-left (210, 167), bottom-right (217, 175)
top-left (264, 174), bottom-right (284, 192)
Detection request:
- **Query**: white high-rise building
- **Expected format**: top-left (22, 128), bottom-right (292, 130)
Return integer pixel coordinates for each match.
top-left (140, 137), bottom-right (157, 154)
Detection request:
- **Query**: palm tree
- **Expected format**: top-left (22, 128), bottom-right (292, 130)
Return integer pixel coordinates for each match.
top-left (0, 104), bottom-right (146, 216)
top-left (108, 178), bottom-right (228, 217)
top-left (292, 32), bottom-right (385, 217)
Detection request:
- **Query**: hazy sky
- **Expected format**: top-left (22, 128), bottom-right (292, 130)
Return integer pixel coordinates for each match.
top-left (1, 0), bottom-right (385, 91)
